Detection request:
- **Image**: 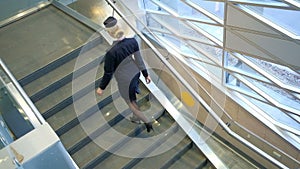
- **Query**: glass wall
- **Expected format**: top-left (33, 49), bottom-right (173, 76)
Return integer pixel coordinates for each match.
top-left (141, 0), bottom-right (300, 166)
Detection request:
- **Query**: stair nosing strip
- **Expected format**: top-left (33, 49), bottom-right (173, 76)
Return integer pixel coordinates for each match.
top-left (30, 56), bottom-right (102, 103)
top-left (195, 158), bottom-right (208, 169)
top-left (67, 94), bottom-right (149, 155)
top-left (42, 78), bottom-right (102, 119)
top-left (82, 104), bottom-right (165, 169)
top-left (18, 36), bottom-right (103, 86)
top-left (81, 125), bottom-right (145, 169)
top-left (81, 96), bottom-right (157, 169)
top-left (19, 48), bottom-right (80, 86)
top-left (56, 92), bottom-right (115, 136)
top-left (159, 141), bottom-right (193, 169)
top-left (122, 124), bottom-right (180, 169)
top-left (68, 109), bottom-right (126, 155)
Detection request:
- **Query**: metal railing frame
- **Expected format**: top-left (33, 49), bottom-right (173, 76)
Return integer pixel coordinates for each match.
top-left (0, 59), bottom-right (45, 127)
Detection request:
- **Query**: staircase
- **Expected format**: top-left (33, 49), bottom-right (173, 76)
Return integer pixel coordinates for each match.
top-left (16, 32), bottom-right (215, 168)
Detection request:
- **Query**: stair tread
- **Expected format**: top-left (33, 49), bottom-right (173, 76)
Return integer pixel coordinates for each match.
top-left (94, 114), bottom-right (176, 169)
top-left (34, 65), bottom-right (104, 114)
top-left (47, 87), bottom-right (114, 131)
top-left (169, 144), bottom-right (206, 169)
top-left (47, 104), bottom-right (77, 131)
top-left (23, 57), bottom-right (77, 96)
top-left (55, 83), bottom-right (151, 143)
top-left (71, 118), bottom-right (137, 168)
top-left (71, 141), bottom-right (106, 168)
top-left (60, 96), bottom-right (124, 149)
top-left (62, 88), bottom-right (160, 167)
top-left (132, 136), bottom-right (191, 169)
top-left (35, 81), bottom-right (73, 113)
top-left (83, 103), bottom-right (163, 166)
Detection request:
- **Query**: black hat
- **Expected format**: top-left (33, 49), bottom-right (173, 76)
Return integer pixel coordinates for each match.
top-left (103, 16), bottom-right (117, 28)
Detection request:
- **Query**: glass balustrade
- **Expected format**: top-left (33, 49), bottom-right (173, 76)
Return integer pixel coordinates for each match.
top-left (0, 62), bottom-right (34, 148)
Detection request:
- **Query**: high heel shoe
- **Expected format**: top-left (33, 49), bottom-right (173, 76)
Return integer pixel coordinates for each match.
top-left (130, 116), bottom-right (141, 124)
top-left (145, 123), bottom-right (154, 133)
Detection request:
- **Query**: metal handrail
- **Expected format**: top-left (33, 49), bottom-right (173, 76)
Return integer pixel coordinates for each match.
top-left (104, 0), bottom-right (289, 168)
top-left (0, 59), bottom-right (45, 127)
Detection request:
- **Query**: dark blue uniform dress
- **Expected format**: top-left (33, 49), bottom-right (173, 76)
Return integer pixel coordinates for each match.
top-left (99, 38), bottom-right (148, 101)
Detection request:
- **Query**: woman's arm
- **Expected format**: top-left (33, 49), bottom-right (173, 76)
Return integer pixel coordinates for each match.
top-left (133, 50), bottom-right (151, 84)
top-left (98, 52), bottom-right (115, 91)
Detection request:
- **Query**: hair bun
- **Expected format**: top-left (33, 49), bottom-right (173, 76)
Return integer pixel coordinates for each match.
top-left (113, 28), bottom-right (124, 39)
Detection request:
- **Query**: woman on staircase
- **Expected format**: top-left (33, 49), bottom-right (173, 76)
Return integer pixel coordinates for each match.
top-left (96, 16), bottom-right (153, 132)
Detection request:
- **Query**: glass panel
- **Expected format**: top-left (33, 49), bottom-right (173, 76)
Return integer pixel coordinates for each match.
top-left (148, 13), bottom-right (216, 45)
top-left (193, 22), bottom-right (224, 42)
top-left (159, 0), bottom-right (219, 23)
top-left (192, 60), bottom-right (223, 79)
top-left (226, 53), bottom-right (271, 82)
top-left (245, 76), bottom-right (300, 112)
top-left (0, 0), bottom-right (48, 21)
top-left (229, 0), bottom-right (288, 6)
top-left (226, 70), bottom-right (300, 117)
top-left (246, 56), bottom-right (300, 90)
top-left (134, 36), bottom-right (209, 154)
top-left (147, 14), bottom-right (166, 30)
top-left (191, 41), bottom-right (223, 64)
top-left (155, 34), bottom-right (217, 65)
top-left (226, 73), bottom-right (247, 89)
top-left (161, 0), bottom-right (194, 15)
top-left (189, 0), bottom-right (225, 20)
top-left (225, 52), bottom-right (240, 67)
top-left (0, 66), bottom-right (34, 148)
top-left (242, 4), bottom-right (300, 36)
top-left (181, 43), bottom-right (217, 65)
top-left (160, 33), bottom-right (182, 49)
top-left (242, 94), bottom-right (300, 131)
top-left (144, 0), bottom-right (161, 10)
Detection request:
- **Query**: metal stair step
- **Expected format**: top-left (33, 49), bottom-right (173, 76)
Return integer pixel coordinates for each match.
top-left (18, 36), bottom-right (104, 86)
top-left (23, 57), bottom-right (78, 98)
top-left (137, 137), bottom-right (193, 169)
top-left (26, 49), bottom-right (104, 102)
top-left (91, 113), bottom-right (176, 169)
top-left (71, 109), bottom-right (147, 168)
top-left (60, 96), bottom-right (125, 151)
top-left (35, 64), bottom-right (104, 117)
top-left (168, 143), bottom-right (207, 169)
top-left (52, 89), bottom-right (116, 136)
top-left (54, 82), bottom-right (149, 137)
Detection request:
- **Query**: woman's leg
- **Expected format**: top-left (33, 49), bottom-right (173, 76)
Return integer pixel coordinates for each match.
top-left (126, 100), bottom-right (153, 132)
top-left (126, 100), bottom-right (148, 123)
top-left (127, 73), bottom-right (146, 122)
